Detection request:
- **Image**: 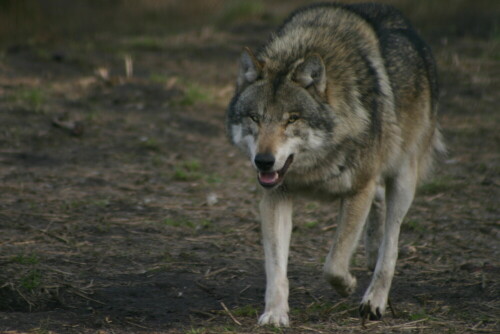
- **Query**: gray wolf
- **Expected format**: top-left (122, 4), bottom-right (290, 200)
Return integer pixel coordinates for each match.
top-left (226, 2), bottom-right (444, 327)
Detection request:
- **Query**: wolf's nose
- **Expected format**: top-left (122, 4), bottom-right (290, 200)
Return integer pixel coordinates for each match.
top-left (254, 153), bottom-right (275, 171)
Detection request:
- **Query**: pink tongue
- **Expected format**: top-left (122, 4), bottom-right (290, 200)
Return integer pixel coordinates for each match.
top-left (259, 172), bottom-right (279, 184)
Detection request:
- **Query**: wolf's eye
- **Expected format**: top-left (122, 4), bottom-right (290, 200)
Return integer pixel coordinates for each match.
top-left (287, 114), bottom-right (300, 124)
top-left (249, 114), bottom-right (259, 123)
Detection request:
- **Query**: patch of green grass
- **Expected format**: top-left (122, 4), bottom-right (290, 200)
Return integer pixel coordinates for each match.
top-left (96, 223), bottom-right (111, 234)
top-left (199, 219), bottom-right (212, 229)
top-left (173, 160), bottom-right (203, 181)
top-left (28, 201), bottom-right (39, 210)
top-left (163, 218), bottom-right (195, 229)
top-left (34, 48), bottom-right (51, 61)
top-left (171, 160), bottom-right (222, 184)
top-left (451, 306), bottom-right (497, 323)
top-left (86, 109), bottom-right (101, 122)
top-left (12, 254), bottom-right (39, 265)
top-left (162, 218), bottom-right (211, 230)
top-left (151, 155), bottom-right (166, 168)
top-left (217, 0), bottom-right (264, 25)
top-left (139, 137), bottom-right (161, 152)
top-left (62, 198), bottom-right (110, 211)
top-left (265, 326), bottom-right (284, 333)
top-left (173, 168), bottom-right (192, 181)
top-left (177, 83), bottom-right (211, 106)
top-left (232, 304), bottom-right (259, 317)
top-left (305, 202), bottom-right (319, 210)
top-left (126, 37), bottom-right (164, 51)
top-left (306, 302), bottom-right (332, 315)
top-left (489, 23), bottom-right (500, 41)
top-left (61, 200), bottom-right (83, 211)
top-left (405, 219), bottom-right (426, 233)
top-left (409, 311), bottom-right (429, 321)
top-left (93, 199), bottom-right (110, 208)
top-left (182, 160), bottom-right (201, 172)
top-left (305, 221), bottom-right (319, 229)
top-left (205, 174), bottom-right (222, 184)
top-left (185, 327), bottom-right (206, 334)
top-left (418, 176), bottom-right (456, 195)
top-left (13, 87), bottom-right (46, 113)
top-left (149, 73), bottom-right (169, 84)
top-left (20, 270), bottom-right (42, 291)
top-left (293, 301), bottom-right (351, 320)
top-left (211, 325), bottom-right (238, 333)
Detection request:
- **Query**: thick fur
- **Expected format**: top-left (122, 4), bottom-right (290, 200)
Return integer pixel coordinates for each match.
top-left (226, 3), bottom-right (444, 327)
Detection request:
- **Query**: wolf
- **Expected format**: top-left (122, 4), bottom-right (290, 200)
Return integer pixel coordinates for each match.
top-left (226, 2), bottom-right (444, 327)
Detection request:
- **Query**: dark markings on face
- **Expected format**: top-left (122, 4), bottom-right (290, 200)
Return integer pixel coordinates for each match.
top-left (270, 79), bottom-right (336, 133)
top-left (226, 91), bottom-right (241, 123)
top-left (227, 75), bottom-right (336, 146)
top-left (271, 69), bottom-right (290, 101)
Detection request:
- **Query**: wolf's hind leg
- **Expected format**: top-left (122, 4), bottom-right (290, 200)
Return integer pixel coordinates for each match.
top-left (324, 180), bottom-right (376, 297)
top-left (364, 184), bottom-right (386, 271)
top-left (360, 158), bottom-right (418, 320)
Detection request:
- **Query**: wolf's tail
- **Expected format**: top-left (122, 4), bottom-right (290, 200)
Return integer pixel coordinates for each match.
top-left (418, 126), bottom-right (446, 184)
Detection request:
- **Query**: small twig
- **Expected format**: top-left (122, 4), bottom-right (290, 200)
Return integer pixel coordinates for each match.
top-left (125, 320), bottom-right (151, 329)
top-left (41, 265), bottom-right (75, 276)
top-left (386, 318), bottom-right (429, 328)
top-left (220, 302), bottom-right (242, 326)
top-left (40, 230), bottom-right (70, 244)
top-left (298, 325), bottom-right (326, 333)
top-left (471, 321), bottom-right (483, 330)
top-left (329, 300), bottom-right (349, 312)
top-left (321, 224), bottom-right (337, 232)
top-left (239, 284), bottom-right (251, 294)
top-left (195, 281), bottom-right (212, 293)
top-left (361, 313), bottom-right (368, 329)
top-left (469, 328), bottom-right (500, 333)
top-left (387, 298), bottom-right (397, 318)
top-left (52, 117), bottom-right (84, 136)
top-left (70, 289), bottom-right (105, 305)
top-left (337, 306), bottom-right (359, 316)
top-left (205, 267), bottom-right (227, 278)
top-left (124, 54), bottom-right (133, 78)
top-left (1, 209), bottom-right (70, 219)
top-left (15, 288), bottom-right (35, 309)
top-left (191, 309), bottom-right (216, 318)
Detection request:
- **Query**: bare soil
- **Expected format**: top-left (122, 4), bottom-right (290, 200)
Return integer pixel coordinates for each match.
top-left (0, 1), bottom-right (499, 333)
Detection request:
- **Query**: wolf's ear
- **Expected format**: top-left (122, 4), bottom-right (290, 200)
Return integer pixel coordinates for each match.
top-left (237, 47), bottom-right (262, 91)
top-left (293, 54), bottom-right (326, 95)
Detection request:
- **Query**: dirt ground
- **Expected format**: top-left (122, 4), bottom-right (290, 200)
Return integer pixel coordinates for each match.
top-left (0, 1), bottom-right (499, 333)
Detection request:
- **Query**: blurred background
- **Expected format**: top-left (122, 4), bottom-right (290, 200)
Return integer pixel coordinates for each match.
top-left (0, 0), bottom-right (498, 46)
top-left (0, 1), bottom-right (498, 333)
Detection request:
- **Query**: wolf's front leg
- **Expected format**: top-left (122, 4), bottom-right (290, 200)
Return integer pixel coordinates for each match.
top-left (324, 180), bottom-right (376, 296)
top-left (258, 191), bottom-right (293, 327)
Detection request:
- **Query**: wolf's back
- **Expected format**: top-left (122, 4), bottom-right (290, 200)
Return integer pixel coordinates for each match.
top-left (258, 3), bottom-right (442, 181)
top-left (346, 3), bottom-right (439, 112)
top-left (265, 3), bottom-right (438, 110)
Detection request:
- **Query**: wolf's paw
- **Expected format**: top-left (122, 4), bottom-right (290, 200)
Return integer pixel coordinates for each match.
top-left (359, 294), bottom-right (386, 320)
top-left (324, 272), bottom-right (357, 297)
top-left (258, 310), bottom-right (290, 327)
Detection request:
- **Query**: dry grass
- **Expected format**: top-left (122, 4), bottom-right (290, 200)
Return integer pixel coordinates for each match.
top-left (0, 1), bottom-right (499, 333)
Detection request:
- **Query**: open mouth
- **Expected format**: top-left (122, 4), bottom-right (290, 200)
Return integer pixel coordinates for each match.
top-left (257, 155), bottom-right (294, 188)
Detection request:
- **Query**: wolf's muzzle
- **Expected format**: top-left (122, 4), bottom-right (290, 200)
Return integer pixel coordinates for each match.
top-left (256, 154), bottom-right (294, 188)
top-left (254, 153), bottom-right (275, 171)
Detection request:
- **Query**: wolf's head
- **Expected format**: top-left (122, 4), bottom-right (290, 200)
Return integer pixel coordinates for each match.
top-left (226, 48), bottom-right (336, 189)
